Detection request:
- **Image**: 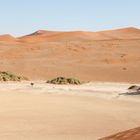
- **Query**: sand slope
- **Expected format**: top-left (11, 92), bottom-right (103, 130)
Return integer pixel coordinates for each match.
top-left (99, 27), bottom-right (140, 40)
top-left (100, 127), bottom-right (140, 140)
top-left (0, 27), bottom-right (140, 82)
top-left (19, 27), bottom-right (140, 42)
top-left (0, 34), bottom-right (17, 42)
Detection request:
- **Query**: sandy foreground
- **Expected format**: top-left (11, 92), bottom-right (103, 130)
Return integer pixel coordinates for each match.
top-left (0, 82), bottom-right (140, 140)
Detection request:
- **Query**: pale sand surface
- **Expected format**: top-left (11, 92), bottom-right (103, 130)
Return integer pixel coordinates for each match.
top-left (0, 82), bottom-right (140, 140)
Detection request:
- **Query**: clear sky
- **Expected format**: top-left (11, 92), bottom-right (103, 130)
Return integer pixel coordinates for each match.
top-left (0, 0), bottom-right (140, 36)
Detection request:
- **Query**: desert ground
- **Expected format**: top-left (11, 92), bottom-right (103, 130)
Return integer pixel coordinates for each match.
top-left (0, 82), bottom-right (140, 140)
top-left (0, 27), bottom-right (140, 140)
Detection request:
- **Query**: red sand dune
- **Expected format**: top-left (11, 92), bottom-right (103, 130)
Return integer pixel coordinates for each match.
top-left (99, 27), bottom-right (140, 40)
top-left (19, 30), bottom-right (61, 42)
top-left (0, 34), bottom-right (17, 42)
top-left (18, 27), bottom-right (140, 43)
top-left (100, 127), bottom-right (140, 140)
top-left (0, 27), bottom-right (140, 82)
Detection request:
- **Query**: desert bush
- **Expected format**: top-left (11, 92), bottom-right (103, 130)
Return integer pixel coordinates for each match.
top-left (46, 77), bottom-right (82, 85)
top-left (0, 71), bottom-right (28, 82)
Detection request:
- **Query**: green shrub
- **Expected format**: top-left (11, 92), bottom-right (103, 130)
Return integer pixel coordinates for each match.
top-left (46, 77), bottom-right (82, 85)
top-left (0, 71), bottom-right (28, 82)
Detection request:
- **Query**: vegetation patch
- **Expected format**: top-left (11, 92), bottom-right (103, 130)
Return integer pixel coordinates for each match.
top-left (0, 71), bottom-right (28, 82)
top-left (46, 77), bottom-right (82, 85)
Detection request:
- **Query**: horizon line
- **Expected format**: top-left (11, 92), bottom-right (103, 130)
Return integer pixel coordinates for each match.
top-left (0, 26), bottom-right (139, 38)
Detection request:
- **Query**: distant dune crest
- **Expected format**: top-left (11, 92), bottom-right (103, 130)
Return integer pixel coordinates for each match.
top-left (0, 27), bottom-right (140, 43)
top-left (25, 30), bottom-right (58, 36)
top-left (0, 34), bottom-right (16, 42)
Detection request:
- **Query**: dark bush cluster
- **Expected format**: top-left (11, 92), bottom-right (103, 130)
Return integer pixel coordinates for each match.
top-left (0, 71), bottom-right (28, 82)
top-left (46, 77), bottom-right (82, 85)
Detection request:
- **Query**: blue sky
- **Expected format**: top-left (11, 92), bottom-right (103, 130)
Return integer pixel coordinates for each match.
top-left (0, 0), bottom-right (140, 36)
